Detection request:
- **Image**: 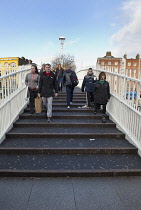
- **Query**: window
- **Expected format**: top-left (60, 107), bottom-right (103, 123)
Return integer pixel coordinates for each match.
top-left (128, 62), bottom-right (131, 66)
top-left (5, 70), bottom-right (9, 75)
top-left (133, 62), bottom-right (137, 66)
top-left (101, 62), bottom-right (104, 65)
top-left (0, 71), bottom-right (1, 76)
top-left (4, 62), bottom-right (9, 68)
top-left (115, 62), bottom-right (118, 65)
top-left (134, 69), bottom-right (136, 74)
top-left (127, 69), bottom-right (130, 74)
top-left (108, 62), bottom-right (111, 65)
top-left (11, 62), bottom-right (16, 67)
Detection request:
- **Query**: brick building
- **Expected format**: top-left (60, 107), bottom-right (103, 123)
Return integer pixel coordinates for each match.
top-left (96, 52), bottom-right (141, 79)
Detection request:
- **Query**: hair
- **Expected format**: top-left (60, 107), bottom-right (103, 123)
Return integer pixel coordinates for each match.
top-left (88, 68), bottom-right (92, 70)
top-left (45, 63), bottom-right (51, 67)
top-left (99, 72), bottom-right (106, 80)
top-left (31, 65), bottom-right (39, 74)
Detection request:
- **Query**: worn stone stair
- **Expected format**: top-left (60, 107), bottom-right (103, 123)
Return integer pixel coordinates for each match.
top-left (0, 91), bottom-right (141, 177)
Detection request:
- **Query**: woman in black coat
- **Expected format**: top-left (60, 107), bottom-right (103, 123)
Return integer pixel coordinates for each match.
top-left (94, 72), bottom-right (110, 123)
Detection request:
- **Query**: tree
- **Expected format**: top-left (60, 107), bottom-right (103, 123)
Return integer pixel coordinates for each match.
top-left (51, 55), bottom-right (76, 71)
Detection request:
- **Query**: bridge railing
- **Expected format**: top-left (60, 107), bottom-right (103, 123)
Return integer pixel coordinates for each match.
top-left (76, 69), bottom-right (141, 153)
top-left (0, 68), bottom-right (31, 142)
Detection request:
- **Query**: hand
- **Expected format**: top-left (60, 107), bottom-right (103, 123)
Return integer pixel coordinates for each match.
top-left (36, 86), bottom-right (39, 90)
top-left (55, 93), bottom-right (58, 97)
top-left (38, 93), bottom-right (41, 98)
top-left (108, 99), bottom-right (110, 102)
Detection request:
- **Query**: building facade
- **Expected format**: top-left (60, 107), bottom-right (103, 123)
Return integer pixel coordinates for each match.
top-left (0, 57), bottom-right (32, 77)
top-left (96, 52), bottom-right (141, 79)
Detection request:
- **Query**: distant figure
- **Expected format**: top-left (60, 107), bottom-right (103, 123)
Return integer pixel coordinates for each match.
top-left (25, 65), bottom-right (40, 114)
top-left (94, 72), bottom-right (110, 123)
top-left (38, 63), bottom-right (58, 122)
top-left (81, 68), bottom-right (97, 108)
top-left (40, 64), bottom-right (46, 75)
top-left (63, 69), bottom-right (78, 109)
top-left (55, 64), bottom-right (64, 91)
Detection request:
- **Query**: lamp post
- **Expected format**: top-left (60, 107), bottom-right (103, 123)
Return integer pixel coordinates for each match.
top-left (59, 36), bottom-right (66, 65)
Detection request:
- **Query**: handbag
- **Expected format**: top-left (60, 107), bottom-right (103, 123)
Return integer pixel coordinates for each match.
top-left (35, 97), bottom-right (42, 113)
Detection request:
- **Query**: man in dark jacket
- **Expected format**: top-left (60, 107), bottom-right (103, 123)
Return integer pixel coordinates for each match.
top-left (81, 68), bottom-right (97, 108)
top-left (38, 63), bottom-right (58, 122)
top-left (63, 69), bottom-right (77, 109)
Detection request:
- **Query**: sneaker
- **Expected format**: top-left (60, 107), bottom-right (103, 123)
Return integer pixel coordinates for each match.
top-left (47, 117), bottom-right (51, 123)
top-left (29, 112), bottom-right (34, 115)
top-left (67, 106), bottom-right (70, 109)
top-left (102, 115), bottom-right (106, 123)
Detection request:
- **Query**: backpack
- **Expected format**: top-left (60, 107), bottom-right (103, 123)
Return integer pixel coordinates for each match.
top-left (71, 71), bottom-right (79, 86)
top-left (64, 72), bottom-right (72, 85)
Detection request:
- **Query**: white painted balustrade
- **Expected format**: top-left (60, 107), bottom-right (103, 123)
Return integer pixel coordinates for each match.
top-left (0, 67), bottom-right (31, 142)
top-left (76, 68), bottom-right (141, 153)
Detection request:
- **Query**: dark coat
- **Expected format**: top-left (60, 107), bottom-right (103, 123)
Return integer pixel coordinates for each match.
top-left (38, 71), bottom-right (58, 97)
top-left (63, 69), bottom-right (73, 86)
top-left (55, 68), bottom-right (64, 79)
top-left (81, 74), bottom-right (97, 92)
top-left (94, 80), bottom-right (110, 104)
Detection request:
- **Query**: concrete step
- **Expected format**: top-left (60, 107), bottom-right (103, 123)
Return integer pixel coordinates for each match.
top-left (13, 122), bottom-right (116, 128)
top-left (0, 147), bottom-right (137, 155)
top-left (0, 137), bottom-right (134, 149)
top-left (0, 153), bottom-right (141, 177)
top-left (18, 115), bottom-right (109, 120)
top-left (6, 133), bottom-right (125, 139)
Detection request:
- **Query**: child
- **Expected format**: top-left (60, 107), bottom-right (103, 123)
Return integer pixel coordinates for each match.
top-left (81, 68), bottom-right (97, 108)
top-left (93, 72), bottom-right (110, 123)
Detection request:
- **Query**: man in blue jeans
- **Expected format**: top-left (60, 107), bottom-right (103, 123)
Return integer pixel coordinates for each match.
top-left (63, 69), bottom-right (76, 109)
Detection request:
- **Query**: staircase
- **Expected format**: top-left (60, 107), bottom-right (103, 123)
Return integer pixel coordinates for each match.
top-left (0, 90), bottom-right (141, 177)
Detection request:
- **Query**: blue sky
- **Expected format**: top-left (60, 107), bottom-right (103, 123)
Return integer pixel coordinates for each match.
top-left (0, 0), bottom-right (141, 69)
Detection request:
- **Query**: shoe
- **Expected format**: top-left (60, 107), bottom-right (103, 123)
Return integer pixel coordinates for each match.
top-left (29, 112), bottom-right (34, 115)
top-left (67, 106), bottom-right (70, 109)
top-left (47, 117), bottom-right (51, 123)
top-left (70, 102), bottom-right (72, 105)
top-left (102, 115), bottom-right (106, 123)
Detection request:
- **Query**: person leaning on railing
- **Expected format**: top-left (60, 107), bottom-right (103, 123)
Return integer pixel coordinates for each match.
top-left (25, 65), bottom-right (40, 115)
top-left (93, 72), bottom-right (110, 123)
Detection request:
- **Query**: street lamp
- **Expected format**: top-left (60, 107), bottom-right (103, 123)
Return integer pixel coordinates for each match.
top-left (59, 36), bottom-right (66, 65)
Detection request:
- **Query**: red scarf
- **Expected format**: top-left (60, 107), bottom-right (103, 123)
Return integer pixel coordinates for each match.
top-left (46, 72), bottom-right (51, 77)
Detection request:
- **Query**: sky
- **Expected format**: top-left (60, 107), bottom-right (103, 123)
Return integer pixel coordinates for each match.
top-left (0, 0), bottom-right (141, 69)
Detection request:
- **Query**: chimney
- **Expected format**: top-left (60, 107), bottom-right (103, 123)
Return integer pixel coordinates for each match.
top-left (123, 54), bottom-right (127, 59)
top-left (136, 54), bottom-right (140, 59)
top-left (106, 51), bottom-right (112, 57)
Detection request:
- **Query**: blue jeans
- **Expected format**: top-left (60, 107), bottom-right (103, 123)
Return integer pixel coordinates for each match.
top-left (58, 77), bottom-right (63, 91)
top-left (66, 85), bottom-right (74, 106)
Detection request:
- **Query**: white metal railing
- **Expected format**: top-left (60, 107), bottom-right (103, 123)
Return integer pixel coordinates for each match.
top-left (76, 68), bottom-right (141, 153)
top-left (0, 67), bottom-right (31, 142)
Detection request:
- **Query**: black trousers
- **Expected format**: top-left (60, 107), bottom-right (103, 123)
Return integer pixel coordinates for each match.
top-left (29, 88), bottom-right (38, 113)
top-left (87, 92), bottom-right (94, 107)
top-left (94, 103), bottom-right (106, 114)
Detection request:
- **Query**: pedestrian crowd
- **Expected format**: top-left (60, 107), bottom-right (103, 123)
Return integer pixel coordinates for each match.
top-left (25, 64), bottom-right (110, 123)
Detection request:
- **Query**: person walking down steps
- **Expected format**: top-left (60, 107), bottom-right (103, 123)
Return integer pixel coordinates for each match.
top-left (25, 65), bottom-right (40, 115)
top-left (63, 68), bottom-right (78, 109)
top-left (81, 68), bottom-right (97, 108)
top-left (55, 64), bottom-right (64, 92)
top-left (93, 72), bottom-right (110, 123)
top-left (38, 63), bottom-right (58, 123)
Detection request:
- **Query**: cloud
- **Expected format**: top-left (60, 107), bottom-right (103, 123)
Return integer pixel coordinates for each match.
top-left (65, 38), bottom-right (80, 46)
top-left (111, 0), bottom-right (141, 57)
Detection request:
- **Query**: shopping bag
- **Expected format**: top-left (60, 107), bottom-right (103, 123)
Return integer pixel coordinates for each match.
top-left (35, 97), bottom-right (42, 113)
